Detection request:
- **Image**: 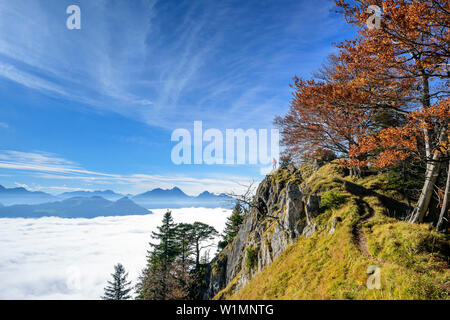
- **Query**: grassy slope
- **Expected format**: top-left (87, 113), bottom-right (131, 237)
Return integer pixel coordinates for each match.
top-left (217, 163), bottom-right (449, 300)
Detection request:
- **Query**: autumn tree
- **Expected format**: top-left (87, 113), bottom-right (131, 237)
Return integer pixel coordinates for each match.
top-left (275, 56), bottom-right (376, 176)
top-left (335, 0), bottom-right (449, 223)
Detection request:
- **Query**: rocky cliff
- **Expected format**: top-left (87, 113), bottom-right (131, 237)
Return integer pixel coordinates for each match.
top-left (201, 164), bottom-right (324, 299)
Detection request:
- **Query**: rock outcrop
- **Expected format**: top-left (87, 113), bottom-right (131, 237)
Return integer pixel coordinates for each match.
top-left (201, 166), bottom-right (323, 299)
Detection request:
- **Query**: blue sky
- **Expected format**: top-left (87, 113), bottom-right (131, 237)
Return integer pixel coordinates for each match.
top-left (0, 0), bottom-right (355, 195)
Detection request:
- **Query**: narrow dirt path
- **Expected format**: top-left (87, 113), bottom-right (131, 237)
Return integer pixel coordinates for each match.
top-left (352, 199), bottom-right (375, 259)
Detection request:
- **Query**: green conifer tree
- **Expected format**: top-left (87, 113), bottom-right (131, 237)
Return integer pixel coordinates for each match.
top-left (218, 202), bottom-right (244, 249)
top-left (136, 210), bottom-right (180, 299)
top-left (102, 263), bottom-right (132, 300)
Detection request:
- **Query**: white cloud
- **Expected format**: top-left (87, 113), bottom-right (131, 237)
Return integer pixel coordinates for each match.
top-left (0, 122), bottom-right (9, 129)
top-left (14, 182), bottom-right (30, 189)
top-left (0, 208), bottom-right (230, 299)
top-left (0, 62), bottom-right (70, 97)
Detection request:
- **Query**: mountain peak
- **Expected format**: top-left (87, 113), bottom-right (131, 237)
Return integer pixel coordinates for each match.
top-left (170, 187), bottom-right (185, 194)
top-left (135, 187), bottom-right (189, 199)
top-left (197, 191), bottom-right (216, 199)
top-left (0, 185), bottom-right (55, 206)
top-left (116, 196), bottom-right (132, 202)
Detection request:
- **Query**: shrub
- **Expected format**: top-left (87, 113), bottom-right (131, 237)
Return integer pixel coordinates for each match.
top-left (218, 240), bottom-right (228, 250)
top-left (320, 190), bottom-right (345, 210)
top-left (245, 247), bottom-right (257, 270)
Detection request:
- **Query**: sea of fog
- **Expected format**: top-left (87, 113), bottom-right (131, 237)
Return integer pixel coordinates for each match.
top-left (0, 207), bottom-right (231, 300)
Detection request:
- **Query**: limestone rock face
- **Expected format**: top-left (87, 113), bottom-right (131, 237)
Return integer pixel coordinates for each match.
top-left (284, 182), bottom-right (304, 237)
top-left (302, 221), bottom-right (317, 238)
top-left (201, 168), bottom-right (323, 299)
top-left (328, 217), bottom-right (342, 235)
top-left (302, 194), bottom-right (321, 238)
top-left (201, 251), bottom-right (228, 300)
top-left (306, 195), bottom-right (321, 221)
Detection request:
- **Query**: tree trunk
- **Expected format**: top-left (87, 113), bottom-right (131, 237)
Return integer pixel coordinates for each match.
top-left (436, 161), bottom-right (449, 232)
top-left (349, 167), bottom-right (355, 177)
top-left (409, 122), bottom-right (445, 224)
top-left (409, 157), bottom-right (441, 223)
top-left (409, 72), bottom-right (444, 224)
top-left (195, 241), bottom-right (200, 269)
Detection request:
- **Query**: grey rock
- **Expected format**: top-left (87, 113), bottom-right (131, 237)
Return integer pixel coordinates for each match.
top-left (306, 194), bottom-right (321, 221)
top-left (284, 182), bottom-right (305, 237)
top-left (302, 221), bottom-right (317, 238)
top-left (201, 171), bottom-right (315, 300)
top-left (328, 217), bottom-right (342, 234)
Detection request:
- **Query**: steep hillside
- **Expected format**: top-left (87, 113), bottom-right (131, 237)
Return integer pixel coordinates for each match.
top-left (201, 162), bottom-right (449, 300)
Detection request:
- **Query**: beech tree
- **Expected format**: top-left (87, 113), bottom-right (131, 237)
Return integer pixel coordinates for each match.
top-left (275, 56), bottom-right (377, 176)
top-left (335, 0), bottom-right (449, 223)
top-left (350, 100), bottom-right (449, 224)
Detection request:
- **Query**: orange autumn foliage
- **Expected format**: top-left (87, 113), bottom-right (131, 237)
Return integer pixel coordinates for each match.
top-left (348, 99), bottom-right (449, 169)
top-left (334, 0), bottom-right (449, 170)
top-left (275, 74), bottom-right (373, 161)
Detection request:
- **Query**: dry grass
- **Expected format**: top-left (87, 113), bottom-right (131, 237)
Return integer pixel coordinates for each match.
top-left (216, 163), bottom-right (449, 300)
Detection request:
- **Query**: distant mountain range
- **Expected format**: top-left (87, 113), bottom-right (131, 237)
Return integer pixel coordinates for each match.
top-left (0, 185), bottom-right (56, 206)
top-left (58, 190), bottom-right (123, 201)
top-left (0, 196), bottom-right (150, 218)
top-left (132, 187), bottom-right (233, 209)
top-left (0, 184), bottom-right (233, 217)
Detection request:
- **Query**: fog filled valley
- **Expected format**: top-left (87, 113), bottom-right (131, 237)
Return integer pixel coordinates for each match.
top-left (0, 208), bottom-right (230, 299)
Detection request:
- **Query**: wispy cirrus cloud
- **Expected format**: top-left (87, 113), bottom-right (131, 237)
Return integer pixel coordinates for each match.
top-left (0, 150), bottom-right (110, 177)
top-left (0, 0), bottom-right (349, 130)
top-left (0, 0), bottom-right (158, 114)
top-left (0, 62), bottom-right (70, 98)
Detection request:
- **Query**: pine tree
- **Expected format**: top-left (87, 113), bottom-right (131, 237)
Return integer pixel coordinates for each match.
top-left (218, 202), bottom-right (244, 249)
top-left (102, 263), bottom-right (132, 300)
top-left (191, 222), bottom-right (218, 268)
top-left (136, 211), bottom-right (219, 299)
top-left (148, 210), bottom-right (180, 269)
top-left (175, 223), bottom-right (195, 272)
top-left (137, 210), bottom-right (180, 300)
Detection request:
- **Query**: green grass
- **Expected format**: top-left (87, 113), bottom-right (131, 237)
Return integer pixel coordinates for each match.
top-left (321, 190), bottom-right (346, 210)
top-left (214, 162), bottom-right (449, 300)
